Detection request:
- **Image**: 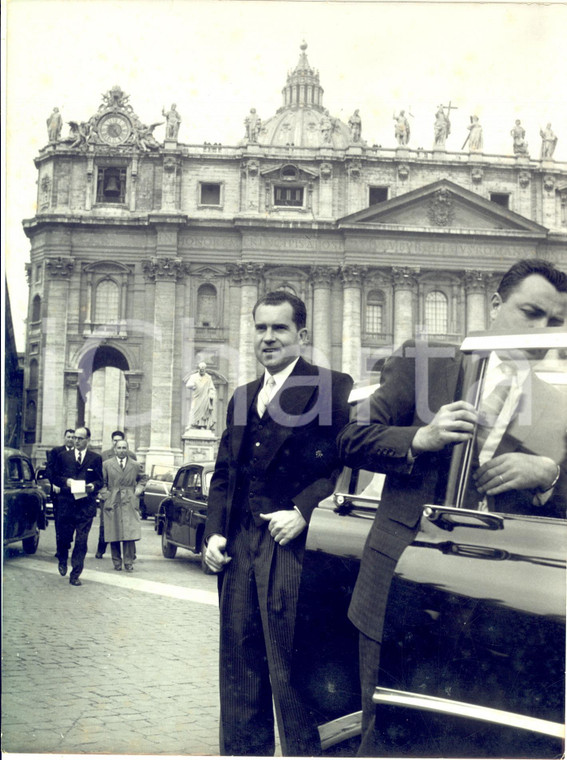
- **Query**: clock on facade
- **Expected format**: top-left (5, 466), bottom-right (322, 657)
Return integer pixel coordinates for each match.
top-left (98, 113), bottom-right (131, 145)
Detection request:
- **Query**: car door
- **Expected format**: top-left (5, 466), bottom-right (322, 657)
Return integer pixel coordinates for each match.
top-left (372, 333), bottom-right (567, 758)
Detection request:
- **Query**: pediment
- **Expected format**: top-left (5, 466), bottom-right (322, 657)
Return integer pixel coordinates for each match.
top-left (339, 179), bottom-right (547, 234)
top-left (260, 163), bottom-right (318, 181)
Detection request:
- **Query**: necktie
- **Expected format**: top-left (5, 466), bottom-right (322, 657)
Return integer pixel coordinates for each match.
top-left (76, 451), bottom-right (83, 466)
top-left (476, 362), bottom-right (517, 454)
top-left (120, 458), bottom-right (125, 469)
top-left (257, 376), bottom-right (276, 417)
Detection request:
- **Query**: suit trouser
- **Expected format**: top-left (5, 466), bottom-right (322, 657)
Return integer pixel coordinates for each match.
top-left (110, 540), bottom-right (136, 568)
top-left (357, 631), bottom-right (383, 757)
top-left (218, 518), bottom-right (321, 757)
top-left (56, 507), bottom-right (94, 580)
top-left (96, 513), bottom-right (107, 555)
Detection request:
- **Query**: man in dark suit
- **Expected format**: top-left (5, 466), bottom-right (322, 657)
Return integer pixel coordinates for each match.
top-left (45, 429), bottom-right (75, 552)
top-left (97, 430), bottom-right (137, 557)
top-left (51, 426), bottom-right (103, 586)
top-left (337, 259), bottom-right (567, 755)
top-left (204, 290), bottom-right (353, 756)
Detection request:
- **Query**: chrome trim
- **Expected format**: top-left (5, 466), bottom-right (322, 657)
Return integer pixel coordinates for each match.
top-left (461, 330), bottom-right (567, 352)
top-left (318, 711), bottom-right (361, 750)
top-left (373, 687), bottom-right (564, 739)
top-left (334, 492), bottom-right (381, 507)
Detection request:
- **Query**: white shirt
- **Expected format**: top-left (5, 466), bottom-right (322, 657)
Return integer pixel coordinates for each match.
top-left (260, 357), bottom-right (300, 401)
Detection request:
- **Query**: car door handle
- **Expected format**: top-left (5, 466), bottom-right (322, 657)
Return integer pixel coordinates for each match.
top-left (423, 506), bottom-right (504, 531)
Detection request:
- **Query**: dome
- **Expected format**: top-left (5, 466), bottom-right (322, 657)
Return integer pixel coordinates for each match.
top-left (257, 42), bottom-right (353, 150)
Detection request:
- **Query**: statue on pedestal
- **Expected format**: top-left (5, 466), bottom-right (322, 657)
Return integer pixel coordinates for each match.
top-left (393, 110), bottom-right (411, 146)
top-left (463, 115), bottom-right (483, 152)
top-left (186, 362), bottom-right (216, 430)
top-left (540, 123), bottom-right (558, 159)
top-left (348, 110), bottom-right (362, 142)
top-left (162, 104), bottom-right (181, 140)
top-left (47, 107), bottom-right (62, 143)
top-left (245, 108), bottom-right (261, 142)
top-left (511, 119), bottom-right (529, 156)
top-left (433, 104), bottom-right (451, 148)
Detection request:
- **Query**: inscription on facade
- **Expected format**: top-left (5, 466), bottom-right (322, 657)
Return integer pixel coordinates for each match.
top-left (245, 236), bottom-right (342, 252)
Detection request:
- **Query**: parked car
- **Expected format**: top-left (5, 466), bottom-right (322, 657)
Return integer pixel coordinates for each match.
top-left (139, 464), bottom-right (175, 519)
top-left (3, 448), bottom-right (48, 554)
top-left (293, 330), bottom-right (566, 757)
top-left (155, 461), bottom-right (215, 557)
top-left (35, 466), bottom-right (54, 517)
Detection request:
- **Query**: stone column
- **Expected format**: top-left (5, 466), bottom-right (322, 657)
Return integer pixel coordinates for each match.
top-left (225, 264), bottom-right (243, 396)
top-left (464, 270), bottom-right (490, 333)
top-left (41, 257), bottom-right (74, 447)
top-left (141, 256), bottom-right (185, 472)
top-left (63, 370), bottom-right (80, 432)
top-left (392, 266), bottom-right (419, 348)
top-left (310, 266), bottom-right (335, 367)
top-left (340, 265), bottom-right (366, 381)
top-left (236, 263), bottom-right (264, 385)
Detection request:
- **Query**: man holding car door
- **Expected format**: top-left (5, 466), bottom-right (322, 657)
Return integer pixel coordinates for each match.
top-left (337, 259), bottom-right (567, 755)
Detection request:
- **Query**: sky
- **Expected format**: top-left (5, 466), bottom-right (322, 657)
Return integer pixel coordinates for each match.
top-left (3, 0), bottom-right (567, 351)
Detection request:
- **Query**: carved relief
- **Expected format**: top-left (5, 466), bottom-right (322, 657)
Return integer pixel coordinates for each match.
top-left (226, 262), bottom-right (264, 284)
top-left (40, 176), bottom-right (52, 208)
top-left (142, 257), bottom-right (185, 281)
top-left (397, 163), bottom-right (410, 181)
top-left (391, 266), bottom-right (419, 290)
top-left (543, 175), bottom-right (556, 193)
top-left (518, 171), bottom-right (531, 188)
top-left (163, 156), bottom-right (179, 174)
top-left (46, 257), bottom-right (74, 278)
top-left (340, 265), bottom-right (368, 286)
top-left (319, 163), bottom-right (332, 181)
top-left (464, 269), bottom-right (490, 293)
top-left (310, 265), bottom-right (336, 287)
top-left (471, 167), bottom-right (484, 185)
top-left (428, 187), bottom-right (455, 226)
top-left (347, 161), bottom-right (362, 181)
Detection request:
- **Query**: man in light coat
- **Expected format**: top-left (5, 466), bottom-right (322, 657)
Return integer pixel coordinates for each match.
top-left (100, 440), bottom-right (147, 572)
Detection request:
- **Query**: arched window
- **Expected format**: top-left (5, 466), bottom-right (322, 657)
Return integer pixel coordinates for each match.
top-left (366, 290), bottom-right (384, 334)
top-left (29, 359), bottom-right (39, 389)
top-left (425, 291), bottom-right (448, 335)
top-left (31, 295), bottom-right (41, 323)
top-left (95, 279), bottom-right (120, 324)
top-left (197, 284), bottom-right (217, 327)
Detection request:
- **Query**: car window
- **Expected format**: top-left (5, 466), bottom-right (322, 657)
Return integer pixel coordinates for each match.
top-left (203, 471), bottom-right (213, 496)
top-left (6, 458), bottom-right (23, 481)
top-left (173, 469), bottom-right (188, 490)
top-left (20, 458), bottom-right (34, 482)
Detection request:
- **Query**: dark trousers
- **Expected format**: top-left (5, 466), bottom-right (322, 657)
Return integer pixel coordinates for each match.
top-left (56, 510), bottom-right (95, 581)
top-left (96, 512), bottom-right (107, 555)
top-left (357, 631), bottom-right (383, 757)
top-left (110, 540), bottom-right (136, 569)
top-left (218, 519), bottom-right (321, 757)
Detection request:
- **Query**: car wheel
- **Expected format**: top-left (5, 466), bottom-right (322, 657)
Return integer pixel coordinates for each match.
top-left (161, 529), bottom-right (177, 559)
top-left (22, 532), bottom-right (40, 555)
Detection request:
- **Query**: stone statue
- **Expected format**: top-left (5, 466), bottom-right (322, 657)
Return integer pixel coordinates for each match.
top-left (186, 362), bottom-right (216, 430)
top-left (134, 120), bottom-right (163, 151)
top-left (540, 123), bottom-right (558, 159)
top-left (47, 107), bottom-right (62, 143)
top-left (464, 115), bottom-right (483, 152)
top-left (348, 110), bottom-right (362, 142)
top-left (245, 108), bottom-right (261, 142)
top-left (511, 119), bottom-right (529, 156)
top-left (433, 105), bottom-right (451, 148)
top-left (162, 104), bottom-right (181, 140)
top-left (68, 121), bottom-right (89, 149)
top-left (393, 110), bottom-right (411, 146)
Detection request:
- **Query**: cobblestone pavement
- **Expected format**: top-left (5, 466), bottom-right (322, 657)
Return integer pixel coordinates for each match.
top-left (2, 517), bottom-right (230, 757)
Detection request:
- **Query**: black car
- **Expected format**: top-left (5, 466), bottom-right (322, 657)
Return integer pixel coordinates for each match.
top-left (139, 464), bottom-right (175, 519)
top-left (155, 462), bottom-right (215, 558)
top-left (3, 448), bottom-right (48, 554)
top-left (293, 330), bottom-right (566, 757)
top-left (36, 466), bottom-right (54, 517)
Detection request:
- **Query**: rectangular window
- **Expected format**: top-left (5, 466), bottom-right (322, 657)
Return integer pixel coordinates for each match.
top-left (274, 186), bottom-right (304, 207)
top-left (490, 193), bottom-right (510, 209)
top-left (369, 186), bottom-right (388, 205)
top-left (366, 304), bottom-right (383, 334)
top-left (200, 183), bottom-right (221, 205)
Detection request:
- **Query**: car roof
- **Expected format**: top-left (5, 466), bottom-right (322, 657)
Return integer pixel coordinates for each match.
top-left (4, 448), bottom-right (31, 459)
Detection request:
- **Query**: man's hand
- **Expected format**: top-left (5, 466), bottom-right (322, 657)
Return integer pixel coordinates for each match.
top-left (474, 453), bottom-right (558, 496)
top-left (412, 401), bottom-right (477, 453)
top-left (204, 534), bottom-right (232, 573)
top-left (259, 510), bottom-right (307, 546)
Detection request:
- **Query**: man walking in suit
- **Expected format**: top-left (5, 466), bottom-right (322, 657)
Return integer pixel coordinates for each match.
top-left (337, 259), bottom-right (567, 755)
top-left (204, 290), bottom-right (353, 756)
top-left (97, 430), bottom-right (137, 558)
top-left (51, 426), bottom-right (103, 586)
top-left (46, 429), bottom-right (75, 552)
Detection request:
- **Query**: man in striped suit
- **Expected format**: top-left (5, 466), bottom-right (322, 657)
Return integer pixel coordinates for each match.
top-left (204, 291), bottom-right (353, 756)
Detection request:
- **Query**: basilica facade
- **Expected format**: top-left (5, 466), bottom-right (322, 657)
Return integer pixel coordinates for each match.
top-left (23, 43), bottom-right (567, 468)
